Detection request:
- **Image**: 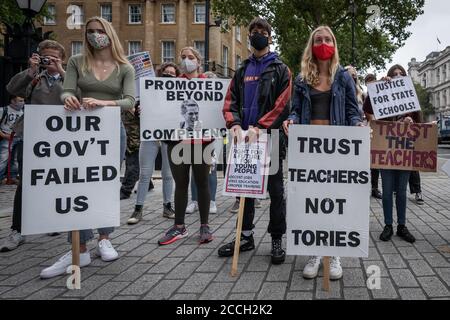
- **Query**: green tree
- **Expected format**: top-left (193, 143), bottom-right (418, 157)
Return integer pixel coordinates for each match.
top-left (414, 82), bottom-right (434, 118)
top-left (212, 0), bottom-right (424, 72)
top-left (0, 0), bottom-right (49, 26)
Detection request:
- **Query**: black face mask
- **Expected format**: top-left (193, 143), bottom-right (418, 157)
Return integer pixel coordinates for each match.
top-left (250, 33), bottom-right (269, 51)
top-left (162, 73), bottom-right (176, 78)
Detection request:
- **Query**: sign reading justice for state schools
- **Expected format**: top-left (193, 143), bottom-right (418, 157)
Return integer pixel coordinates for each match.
top-left (21, 106), bottom-right (121, 235)
top-left (367, 76), bottom-right (421, 120)
top-left (139, 78), bottom-right (230, 141)
top-left (223, 132), bottom-right (270, 199)
top-left (287, 125), bottom-right (371, 258)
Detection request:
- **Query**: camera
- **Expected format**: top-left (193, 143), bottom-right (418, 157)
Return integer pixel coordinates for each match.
top-left (39, 56), bottom-right (51, 65)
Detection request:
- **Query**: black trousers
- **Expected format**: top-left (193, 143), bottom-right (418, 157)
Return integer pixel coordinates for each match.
top-left (11, 140), bottom-right (23, 232)
top-left (409, 171), bottom-right (421, 194)
top-left (371, 169), bottom-right (380, 190)
top-left (242, 158), bottom-right (286, 239)
top-left (120, 150), bottom-right (140, 196)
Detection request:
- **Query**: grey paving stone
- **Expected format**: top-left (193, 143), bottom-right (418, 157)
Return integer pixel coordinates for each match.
top-left (147, 257), bottom-right (183, 274)
top-left (166, 262), bottom-right (202, 280)
top-left (112, 295), bottom-right (141, 300)
top-left (340, 257), bottom-right (361, 268)
top-left (0, 267), bottom-right (41, 286)
top-left (0, 276), bottom-right (58, 299)
top-left (0, 286), bottom-right (13, 295)
top-left (85, 282), bottom-right (130, 300)
top-left (63, 275), bottom-right (113, 297)
top-left (178, 273), bottom-right (215, 293)
top-left (231, 272), bottom-right (266, 293)
top-left (139, 248), bottom-right (171, 263)
top-left (397, 247), bottom-right (423, 260)
top-left (315, 279), bottom-right (342, 299)
top-left (389, 269), bottom-right (419, 287)
top-left (343, 287), bottom-right (371, 300)
top-left (96, 257), bottom-right (140, 275)
top-left (196, 256), bottom-right (227, 273)
top-left (266, 263), bottom-right (293, 282)
top-left (213, 263), bottom-right (244, 282)
top-left (184, 249), bottom-right (214, 262)
top-left (417, 276), bottom-right (450, 297)
top-left (0, 257), bottom-right (47, 275)
top-left (435, 268), bottom-right (450, 287)
top-left (382, 254), bottom-right (407, 268)
top-left (422, 253), bottom-right (450, 268)
top-left (168, 245), bottom-right (198, 258)
top-left (120, 274), bottom-right (164, 296)
top-left (407, 260), bottom-right (435, 276)
top-left (246, 256), bottom-right (271, 272)
top-left (199, 282), bottom-right (234, 300)
top-left (172, 293), bottom-right (198, 300)
top-left (143, 279), bottom-right (184, 300)
top-left (228, 293), bottom-right (255, 300)
top-left (112, 263), bottom-right (153, 282)
top-left (375, 241), bottom-right (398, 254)
top-left (257, 282), bottom-right (287, 300)
top-left (289, 271), bottom-right (315, 291)
top-left (399, 288), bottom-right (427, 300)
top-left (370, 278), bottom-right (398, 299)
top-left (343, 268), bottom-right (366, 287)
top-left (25, 288), bottom-right (67, 300)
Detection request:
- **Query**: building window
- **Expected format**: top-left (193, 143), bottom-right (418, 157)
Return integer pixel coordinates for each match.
top-left (161, 4), bottom-right (175, 23)
top-left (68, 4), bottom-right (84, 26)
top-left (222, 45), bottom-right (229, 77)
top-left (71, 41), bottom-right (83, 56)
top-left (162, 41), bottom-right (175, 63)
top-left (235, 26), bottom-right (241, 42)
top-left (44, 4), bottom-right (56, 25)
top-left (194, 41), bottom-right (205, 60)
top-left (194, 3), bottom-right (205, 23)
top-left (100, 4), bottom-right (112, 22)
top-left (129, 4), bottom-right (142, 24)
top-left (236, 55), bottom-right (242, 70)
top-left (128, 41), bottom-right (142, 55)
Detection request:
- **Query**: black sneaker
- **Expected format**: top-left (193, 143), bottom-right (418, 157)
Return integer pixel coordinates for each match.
top-left (371, 189), bottom-right (382, 199)
top-left (127, 207), bottom-right (143, 225)
top-left (148, 180), bottom-right (154, 191)
top-left (415, 193), bottom-right (424, 205)
top-left (163, 203), bottom-right (175, 219)
top-left (397, 225), bottom-right (416, 243)
top-left (218, 234), bottom-right (255, 257)
top-left (271, 238), bottom-right (285, 264)
top-left (379, 225), bottom-right (393, 241)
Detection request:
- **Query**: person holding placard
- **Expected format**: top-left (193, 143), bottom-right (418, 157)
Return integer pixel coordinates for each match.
top-left (126, 62), bottom-right (180, 224)
top-left (219, 17), bottom-right (292, 265)
top-left (39, 17), bottom-right (136, 279)
top-left (1, 40), bottom-right (67, 253)
top-left (362, 64), bottom-right (417, 244)
top-left (158, 47), bottom-right (214, 245)
top-left (283, 26), bottom-right (363, 280)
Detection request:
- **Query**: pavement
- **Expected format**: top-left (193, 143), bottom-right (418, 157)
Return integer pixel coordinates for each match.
top-left (0, 160), bottom-right (450, 301)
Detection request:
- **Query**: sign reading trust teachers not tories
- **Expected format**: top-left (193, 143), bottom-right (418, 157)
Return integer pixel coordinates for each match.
top-left (139, 77), bottom-right (230, 141)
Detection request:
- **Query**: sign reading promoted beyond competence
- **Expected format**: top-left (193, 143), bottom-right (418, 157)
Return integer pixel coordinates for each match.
top-left (223, 132), bottom-right (270, 199)
top-left (21, 105), bottom-right (121, 235)
top-left (140, 78), bottom-right (230, 141)
top-left (287, 125), bottom-right (371, 258)
top-left (367, 76), bottom-right (421, 120)
top-left (370, 120), bottom-right (438, 172)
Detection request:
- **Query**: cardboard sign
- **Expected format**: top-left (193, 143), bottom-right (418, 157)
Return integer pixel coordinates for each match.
top-left (222, 132), bottom-right (270, 199)
top-left (367, 76), bottom-right (421, 120)
top-left (21, 105), bottom-right (121, 235)
top-left (139, 77), bottom-right (230, 141)
top-left (127, 51), bottom-right (156, 98)
top-left (370, 120), bottom-right (437, 172)
top-left (286, 125), bottom-right (371, 258)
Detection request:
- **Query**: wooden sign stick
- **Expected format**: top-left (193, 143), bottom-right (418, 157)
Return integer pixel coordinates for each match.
top-left (71, 230), bottom-right (80, 269)
top-left (230, 197), bottom-right (246, 277)
top-left (322, 256), bottom-right (330, 292)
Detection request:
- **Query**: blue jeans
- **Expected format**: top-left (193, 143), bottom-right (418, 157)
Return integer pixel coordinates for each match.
top-left (0, 137), bottom-right (20, 180)
top-left (380, 169), bottom-right (411, 226)
top-left (191, 165), bottom-right (217, 202)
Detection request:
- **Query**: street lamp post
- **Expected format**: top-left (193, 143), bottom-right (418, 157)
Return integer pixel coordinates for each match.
top-left (15, 0), bottom-right (47, 58)
top-left (350, 0), bottom-right (357, 66)
top-left (204, 0), bottom-right (221, 72)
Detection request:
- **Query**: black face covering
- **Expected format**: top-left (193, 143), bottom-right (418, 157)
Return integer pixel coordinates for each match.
top-left (162, 73), bottom-right (176, 78)
top-left (250, 33), bottom-right (269, 51)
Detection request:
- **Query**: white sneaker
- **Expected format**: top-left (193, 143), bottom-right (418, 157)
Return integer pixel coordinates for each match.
top-left (96, 239), bottom-right (119, 262)
top-left (303, 256), bottom-right (322, 279)
top-left (329, 256), bottom-right (343, 280)
top-left (40, 250), bottom-right (91, 279)
top-left (186, 201), bottom-right (198, 214)
top-left (210, 201), bottom-right (217, 214)
top-left (0, 230), bottom-right (25, 252)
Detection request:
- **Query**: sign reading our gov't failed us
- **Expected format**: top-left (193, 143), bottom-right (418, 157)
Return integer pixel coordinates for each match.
top-left (367, 76), bottom-right (421, 120)
top-left (139, 77), bottom-right (230, 141)
top-left (287, 125), bottom-right (371, 258)
top-left (21, 105), bottom-right (121, 235)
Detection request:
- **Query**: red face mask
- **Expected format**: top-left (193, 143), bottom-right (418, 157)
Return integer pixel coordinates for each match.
top-left (312, 43), bottom-right (335, 61)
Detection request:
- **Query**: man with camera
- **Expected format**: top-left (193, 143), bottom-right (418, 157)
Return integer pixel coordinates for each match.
top-left (0, 40), bottom-right (66, 252)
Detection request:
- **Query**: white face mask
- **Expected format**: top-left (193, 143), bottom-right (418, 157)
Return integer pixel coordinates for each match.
top-left (181, 58), bottom-right (198, 74)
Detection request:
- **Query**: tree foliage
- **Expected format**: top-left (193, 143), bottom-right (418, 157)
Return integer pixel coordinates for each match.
top-left (212, 0), bottom-right (425, 73)
top-left (414, 83), bottom-right (434, 117)
top-left (0, 0), bottom-right (49, 26)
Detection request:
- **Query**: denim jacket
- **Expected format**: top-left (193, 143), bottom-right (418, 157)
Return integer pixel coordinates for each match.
top-left (288, 65), bottom-right (362, 126)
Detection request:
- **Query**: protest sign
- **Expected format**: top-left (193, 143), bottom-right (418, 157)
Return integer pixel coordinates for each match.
top-left (127, 51), bottom-right (155, 98)
top-left (21, 105), bottom-right (121, 235)
top-left (223, 132), bottom-right (270, 199)
top-left (370, 120), bottom-right (437, 172)
top-left (367, 76), bottom-right (421, 120)
top-left (286, 125), bottom-right (371, 258)
top-left (139, 77), bottom-right (230, 140)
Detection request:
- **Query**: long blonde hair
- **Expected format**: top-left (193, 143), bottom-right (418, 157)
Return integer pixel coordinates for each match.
top-left (300, 26), bottom-right (340, 87)
top-left (82, 16), bottom-right (129, 75)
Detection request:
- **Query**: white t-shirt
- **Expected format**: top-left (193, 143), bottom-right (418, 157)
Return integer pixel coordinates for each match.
top-left (0, 105), bottom-right (24, 135)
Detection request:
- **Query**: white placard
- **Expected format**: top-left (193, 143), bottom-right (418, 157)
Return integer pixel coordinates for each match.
top-left (21, 105), bottom-right (120, 235)
top-left (127, 51), bottom-right (156, 98)
top-left (139, 77), bottom-right (230, 141)
top-left (222, 132), bottom-right (270, 199)
top-left (367, 76), bottom-right (421, 120)
top-left (287, 125), bottom-right (371, 258)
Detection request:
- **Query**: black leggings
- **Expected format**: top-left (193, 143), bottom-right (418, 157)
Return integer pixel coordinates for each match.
top-left (167, 142), bottom-right (211, 225)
